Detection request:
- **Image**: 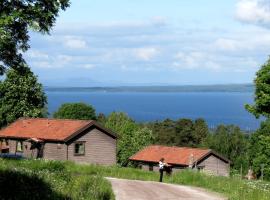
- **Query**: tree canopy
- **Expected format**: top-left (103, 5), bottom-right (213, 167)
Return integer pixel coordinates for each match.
top-left (104, 112), bottom-right (154, 166)
top-left (202, 125), bottom-right (249, 171)
top-left (147, 118), bottom-right (209, 147)
top-left (245, 58), bottom-right (270, 118)
top-left (0, 67), bottom-right (47, 127)
top-left (249, 119), bottom-right (270, 179)
top-left (0, 0), bottom-right (70, 74)
top-left (53, 103), bottom-right (97, 120)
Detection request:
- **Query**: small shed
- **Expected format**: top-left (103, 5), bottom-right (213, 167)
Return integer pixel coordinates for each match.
top-left (129, 145), bottom-right (230, 176)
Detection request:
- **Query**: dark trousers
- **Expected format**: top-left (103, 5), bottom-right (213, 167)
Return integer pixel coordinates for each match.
top-left (159, 169), bottom-right (164, 182)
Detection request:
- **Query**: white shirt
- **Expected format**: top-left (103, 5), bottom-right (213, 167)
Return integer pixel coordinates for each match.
top-left (159, 161), bottom-right (164, 169)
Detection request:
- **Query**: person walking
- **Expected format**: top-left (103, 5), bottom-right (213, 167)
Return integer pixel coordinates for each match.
top-left (159, 158), bottom-right (165, 182)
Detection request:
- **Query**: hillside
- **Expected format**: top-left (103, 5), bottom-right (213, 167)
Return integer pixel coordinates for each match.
top-left (1, 159), bottom-right (269, 200)
top-left (45, 84), bottom-right (254, 93)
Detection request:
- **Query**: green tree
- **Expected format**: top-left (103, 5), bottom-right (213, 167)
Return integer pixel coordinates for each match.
top-left (0, 67), bottom-right (47, 127)
top-left (203, 125), bottom-right (249, 172)
top-left (175, 118), bottom-right (194, 146)
top-left (53, 103), bottom-right (97, 120)
top-left (97, 113), bottom-right (107, 125)
top-left (249, 119), bottom-right (270, 180)
top-left (105, 112), bottom-right (154, 166)
top-left (193, 118), bottom-right (209, 145)
top-left (147, 118), bottom-right (209, 147)
top-left (0, 0), bottom-right (70, 74)
top-left (245, 58), bottom-right (270, 118)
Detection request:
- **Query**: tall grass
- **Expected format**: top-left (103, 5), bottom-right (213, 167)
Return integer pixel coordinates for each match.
top-left (1, 159), bottom-right (270, 200)
top-left (0, 159), bottom-right (114, 200)
top-left (66, 162), bottom-right (270, 200)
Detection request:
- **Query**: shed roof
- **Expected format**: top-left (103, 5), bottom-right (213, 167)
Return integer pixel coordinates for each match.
top-left (129, 145), bottom-right (229, 166)
top-left (0, 118), bottom-right (116, 142)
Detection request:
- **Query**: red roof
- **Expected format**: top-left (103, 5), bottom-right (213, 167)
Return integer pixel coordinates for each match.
top-left (129, 145), bottom-right (212, 166)
top-left (0, 118), bottom-right (116, 142)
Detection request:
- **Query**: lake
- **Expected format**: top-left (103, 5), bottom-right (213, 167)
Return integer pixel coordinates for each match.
top-left (46, 91), bottom-right (261, 130)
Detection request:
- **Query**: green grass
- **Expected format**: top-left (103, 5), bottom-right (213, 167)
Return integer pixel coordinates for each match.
top-left (0, 158), bottom-right (114, 200)
top-left (1, 159), bottom-right (270, 200)
top-left (66, 162), bottom-right (270, 200)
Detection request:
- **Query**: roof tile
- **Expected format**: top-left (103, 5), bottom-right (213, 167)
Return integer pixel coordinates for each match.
top-left (129, 145), bottom-right (211, 166)
top-left (0, 118), bottom-right (92, 141)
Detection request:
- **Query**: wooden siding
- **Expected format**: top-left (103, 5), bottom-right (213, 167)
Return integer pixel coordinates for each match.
top-left (8, 140), bottom-right (16, 153)
top-left (137, 154), bottom-right (229, 177)
top-left (198, 154), bottom-right (229, 177)
top-left (67, 128), bottom-right (116, 165)
top-left (43, 143), bottom-right (67, 161)
top-left (5, 140), bottom-right (38, 158)
top-left (2, 128), bottom-right (116, 166)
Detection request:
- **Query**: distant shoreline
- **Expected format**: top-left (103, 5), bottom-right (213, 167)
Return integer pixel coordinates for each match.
top-left (44, 84), bottom-right (254, 93)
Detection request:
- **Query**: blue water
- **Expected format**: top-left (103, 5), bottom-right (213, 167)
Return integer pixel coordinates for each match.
top-left (46, 91), bottom-right (261, 130)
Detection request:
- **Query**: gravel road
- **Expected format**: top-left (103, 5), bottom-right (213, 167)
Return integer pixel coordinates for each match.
top-left (107, 178), bottom-right (226, 200)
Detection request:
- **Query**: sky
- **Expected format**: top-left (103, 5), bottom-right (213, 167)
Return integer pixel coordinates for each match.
top-left (24, 0), bottom-right (270, 86)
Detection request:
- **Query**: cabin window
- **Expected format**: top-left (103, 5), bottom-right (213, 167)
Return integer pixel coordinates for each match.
top-left (74, 142), bottom-right (85, 156)
top-left (16, 141), bottom-right (23, 152)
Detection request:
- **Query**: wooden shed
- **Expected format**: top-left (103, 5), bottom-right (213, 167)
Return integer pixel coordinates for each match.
top-left (0, 118), bottom-right (117, 165)
top-left (129, 145), bottom-right (230, 176)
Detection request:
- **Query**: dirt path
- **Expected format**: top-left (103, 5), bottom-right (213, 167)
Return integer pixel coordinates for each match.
top-left (107, 178), bottom-right (226, 200)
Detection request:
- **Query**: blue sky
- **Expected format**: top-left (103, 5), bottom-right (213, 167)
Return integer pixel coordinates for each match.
top-left (25, 0), bottom-right (270, 86)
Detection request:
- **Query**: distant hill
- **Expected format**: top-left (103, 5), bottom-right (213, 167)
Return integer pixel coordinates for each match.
top-left (45, 84), bottom-right (254, 93)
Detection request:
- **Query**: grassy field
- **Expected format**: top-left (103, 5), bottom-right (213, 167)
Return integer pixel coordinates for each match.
top-left (67, 162), bottom-right (270, 200)
top-left (0, 158), bottom-right (114, 200)
top-left (1, 159), bottom-right (270, 200)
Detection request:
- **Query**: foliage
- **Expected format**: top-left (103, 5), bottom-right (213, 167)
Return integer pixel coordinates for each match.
top-left (0, 67), bottom-right (47, 127)
top-left (245, 58), bottom-right (270, 118)
top-left (0, 0), bottom-right (70, 74)
top-left (97, 113), bottom-right (107, 125)
top-left (104, 112), bottom-right (154, 166)
top-left (202, 125), bottom-right (250, 172)
top-left (0, 159), bottom-right (115, 200)
top-left (53, 103), bottom-right (97, 120)
top-left (249, 119), bottom-right (270, 180)
top-left (146, 118), bottom-right (209, 147)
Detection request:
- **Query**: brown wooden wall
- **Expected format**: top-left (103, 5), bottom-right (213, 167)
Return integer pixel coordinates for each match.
top-left (43, 143), bottom-right (67, 161)
top-left (3, 128), bottom-right (116, 166)
top-left (67, 128), bottom-right (116, 165)
top-left (137, 154), bottom-right (229, 177)
top-left (7, 140), bottom-right (38, 158)
top-left (197, 155), bottom-right (229, 177)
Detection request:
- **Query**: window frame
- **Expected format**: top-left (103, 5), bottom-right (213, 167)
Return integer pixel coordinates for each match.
top-left (16, 141), bottom-right (24, 153)
top-left (74, 141), bottom-right (85, 156)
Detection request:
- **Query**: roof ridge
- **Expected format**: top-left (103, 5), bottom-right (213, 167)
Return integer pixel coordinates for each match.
top-left (149, 145), bottom-right (210, 151)
top-left (19, 117), bottom-right (93, 122)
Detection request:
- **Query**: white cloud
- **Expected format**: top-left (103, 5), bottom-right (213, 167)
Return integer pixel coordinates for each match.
top-left (64, 36), bottom-right (87, 49)
top-left (32, 61), bottom-right (52, 68)
top-left (173, 51), bottom-right (221, 71)
top-left (236, 0), bottom-right (270, 26)
top-left (26, 50), bottom-right (49, 59)
top-left (151, 16), bottom-right (168, 26)
top-left (134, 47), bottom-right (159, 61)
top-left (214, 38), bottom-right (239, 51)
top-left (174, 52), bottom-right (205, 69)
top-left (31, 54), bottom-right (73, 68)
top-left (82, 64), bottom-right (95, 69)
